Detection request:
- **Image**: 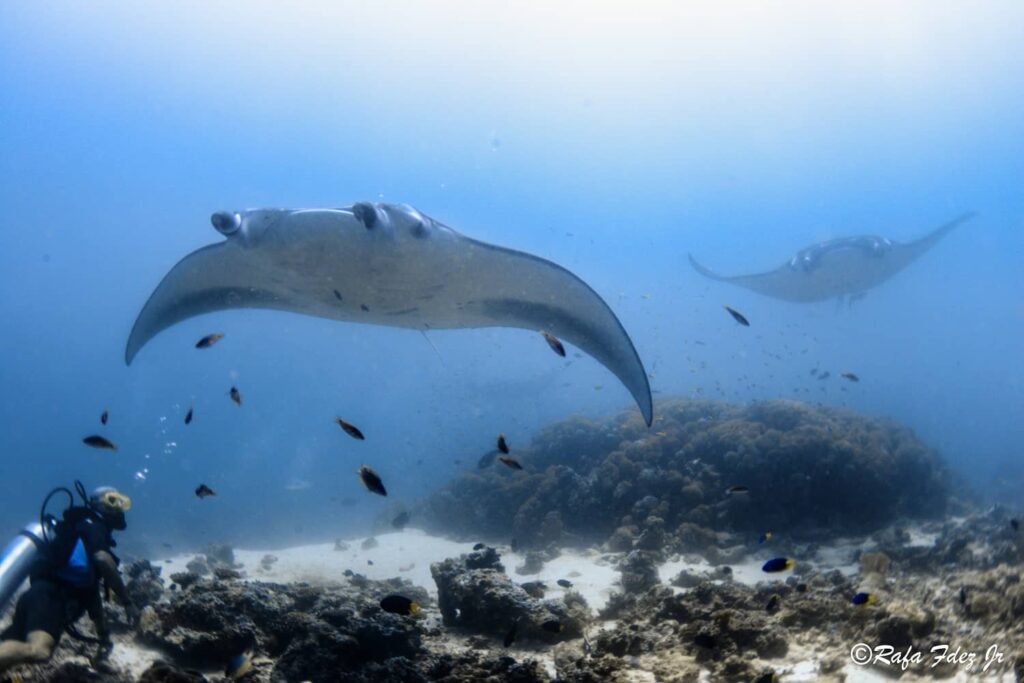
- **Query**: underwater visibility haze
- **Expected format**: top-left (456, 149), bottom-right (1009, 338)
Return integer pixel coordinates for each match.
top-left (1, 2), bottom-right (1023, 681)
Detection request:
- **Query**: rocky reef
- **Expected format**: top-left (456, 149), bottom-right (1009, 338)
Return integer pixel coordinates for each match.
top-left (420, 398), bottom-right (951, 551)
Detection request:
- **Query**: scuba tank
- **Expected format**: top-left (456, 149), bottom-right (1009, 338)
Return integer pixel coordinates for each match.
top-left (0, 521), bottom-right (47, 610)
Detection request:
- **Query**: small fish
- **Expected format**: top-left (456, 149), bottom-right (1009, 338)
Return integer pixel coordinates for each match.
top-left (336, 418), bottom-right (365, 440)
top-left (1010, 518), bottom-right (1019, 532)
top-left (229, 386), bottom-right (241, 405)
top-left (391, 511), bottom-right (410, 529)
top-left (851, 592), bottom-right (877, 606)
top-left (333, 289), bottom-right (343, 301)
top-left (818, 371), bottom-right (831, 380)
top-left (360, 303), bottom-right (369, 312)
top-left (795, 582), bottom-right (808, 593)
top-left (541, 330), bottom-right (566, 357)
top-left (723, 305), bottom-right (750, 326)
top-left (503, 618), bottom-right (519, 647)
top-left (367, 560), bottom-right (374, 565)
top-left (225, 651), bottom-right (253, 680)
top-left (473, 543), bottom-right (486, 551)
top-left (497, 433), bottom-right (510, 454)
top-left (379, 594), bottom-right (420, 616)
top-left (195, 484), bottom-right (216, 499)
top-left (83, 435), bottom-right (117, 451)
top-left (726, 485), bottom-right (749, 495)
top-left (184, 406), bottom-right (193, 425)
top-left (761, 557), bottom-right (796, 573)
top-left (959, 586), bottom-right (967, 604)
top-left (540, 619), bottom-right (564, 633)
top-left (557, 579), bottom-right (573, 588)
top-left (841, 372), bottom-right (859, 382)
top-left (497, 455), bottom-right (523, 470)
top-left (196, 332), bottom-right (225, 349)
top-left (100, 409), bottom-right (109, 425)
top-left (758, 531), bottom-right (773, 544)
top-left (765, 594), bottom-right (781, 613)
top-left (693, 633), bottom-right (716, 649)
top-left (358, 465), bottom-right (387, 496)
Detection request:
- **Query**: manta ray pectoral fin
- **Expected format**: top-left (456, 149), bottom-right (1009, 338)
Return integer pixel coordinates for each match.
top-left (461, 238), bottom-right (653, 425)
top-left (125, 242), bottom-right (273, 364)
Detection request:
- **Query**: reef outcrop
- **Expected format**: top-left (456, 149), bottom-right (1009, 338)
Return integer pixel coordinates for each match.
top-left (420, 398), bottom-right (950, 550)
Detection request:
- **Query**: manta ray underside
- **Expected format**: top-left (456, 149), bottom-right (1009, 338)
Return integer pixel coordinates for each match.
top-left (126, 202), bottom-right (653, 425)
top-left (688, 213), bottom-right (975, 303)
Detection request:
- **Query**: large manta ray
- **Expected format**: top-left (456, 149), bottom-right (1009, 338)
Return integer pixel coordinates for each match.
top-left (126, 202), bottom-right (653, 425)
top-left (688, 213), bottom-right (975, 303)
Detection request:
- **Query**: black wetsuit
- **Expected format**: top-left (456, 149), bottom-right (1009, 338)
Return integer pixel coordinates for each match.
top-left (1, 512), bottom-right (118, 643)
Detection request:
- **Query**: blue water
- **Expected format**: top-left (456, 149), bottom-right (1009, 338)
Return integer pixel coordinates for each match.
top-left (1, 3), bottom-right (1022, 554)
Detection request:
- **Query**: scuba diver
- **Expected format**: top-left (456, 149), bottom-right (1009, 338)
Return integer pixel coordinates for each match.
top-left (0, 482), bottom-right (139, 673)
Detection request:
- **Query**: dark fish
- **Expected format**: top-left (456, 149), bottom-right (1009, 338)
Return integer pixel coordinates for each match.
top-left (497, 433), bottom-right (510, 454)
top-left (693, 633), bottom-right (716, 649)
top-left (841, 372), bottom-right (859, 382)
top-left (162, 542), bottom-right (173, 549)
top-left (336, 418), bottom-right (365, 440)
top-left (851, 592), bottom-right (876, 606)
top-left (726, 485), bottom-right (749, 495)
top-left (795, 582), bottom-right (808, 593)
top-left (818, 371), bottom-right (831, 380)
top-left (184, 406), bottom-right (193, 425)
top-left (391, 511), bottom-right (410, 529)
top-left (557, 579), bottom-right (573, 588)
top-left (541, 330), bottom-right (566, 357)
top-left (477, 450), bottom-right (496, 469)
top-left (333, 289), bottom-right (343, 301)
top-left (225, 651), bottom-right (252, 680)
top-left (379, 594), bottom-right (420, 616)
top-left (753, 673), bottom-right (779, 683)
top-left (497, 455), bottom-right (523, 470)
top-left (196, 332), bottom-right (225, 349)
top-left (473, 543), bottom-right (486, 550)
top-left (360, 303), bottom-right (369, 312)
top-left (761, 557), bottom-right (796, 573)
top-left (959, 586), bottom-right (967, 604)
top-left (758, 531), bottom-right (773, 544)
top-left (229, 386), bottom-right (241, 405)
top-left (1010, 518), bottom-right (1019, 532)
top-left (83, 435), bottom-right (117, 451)
top-left (100, 409), bottom-right (109, 425)
top-left (765, 594), bottom-right (781, 613)
top-left (358, 465), bottom-right (387, 496)
top-left (723, 305), bottom-right (750, 326)
top-left (503, 618), bottom-right (519, 647)
top-left (195, 484), bottom-right (216, 498)
top-left (540, 619), bottom-right (564, 633)
top-left (368, 559), bottom-right (374, 565)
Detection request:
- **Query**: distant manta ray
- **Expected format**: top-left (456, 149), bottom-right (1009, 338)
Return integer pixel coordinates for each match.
top-left (688, 213), bottom-right (975, 303)
top-left (125, 202), bottom-right (653, 425)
